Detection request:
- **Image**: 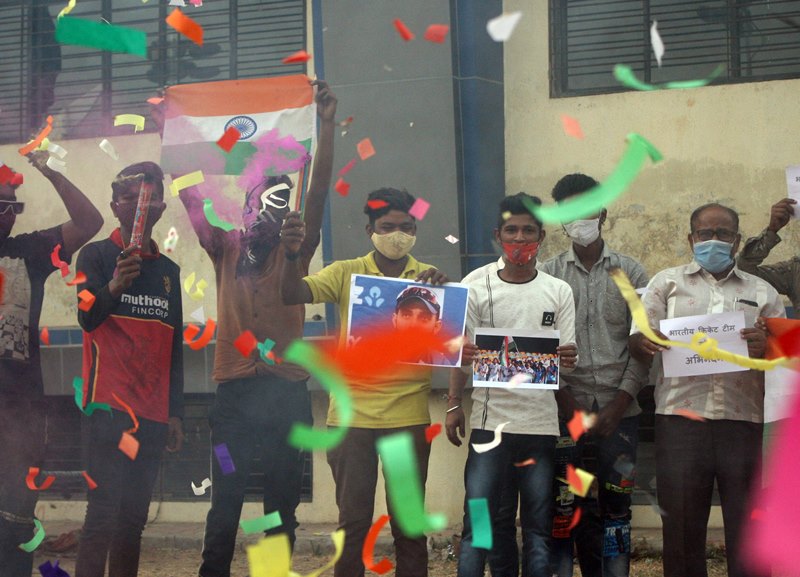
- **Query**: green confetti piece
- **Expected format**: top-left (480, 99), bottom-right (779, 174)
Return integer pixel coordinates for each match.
top-left (203, 198), bottom-right (237, 232)
top-left (376, 431), bottom-right (447, 538)
top-left (613, 64), bottom-right (724, 92)
top-left (73, 377), bottom-right (111, 416)
top-left (284, 340), bottom-right (352, 451)
top-left (257, 338), bottom-right (276, 365)
top-left (523, 132), bottom-right (662, 224)
top-left (18, 518), bottom-right (45, 552)
top-left (468, 497), bottom-right (493, 549)
top-left (55, 16), bottom-right (147, 59)
top-left (240, 511), bottom-right (283, 534)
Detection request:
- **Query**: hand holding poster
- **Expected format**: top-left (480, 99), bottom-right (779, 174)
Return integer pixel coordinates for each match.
top-left (472, 328), bottom-right (561, 390)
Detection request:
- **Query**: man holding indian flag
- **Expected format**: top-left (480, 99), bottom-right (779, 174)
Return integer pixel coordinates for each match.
top-left (159, 76), bottom-right (337, 576)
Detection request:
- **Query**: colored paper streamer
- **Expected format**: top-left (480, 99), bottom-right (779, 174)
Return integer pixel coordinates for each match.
top-left (65, 271), bottom-right (86, 286)
top-left (166, 8), bottom-right (204, 45)
top-left (468, 497), bottom-right (493, 549)
top-left (524, 133), bottom-right (663, 224)
top-left (284, 340), bottom-right (352, 450)
top-left (393, 18), bottom-right (414, 41)
top-left (184, 319), bottom-right (216, 350)
top-left (18, 518), bottom-right (45, 552)
top-left (38, 559), bottom-right (70, 577)
top-left (214, 443), bottom-right (236, 474)
top-left (334, 178), bottom-right (350, 197)
top-left (424, 24), bottom-right (449, 43)
top-left (169, 170), bottom-right (204, 197)
top-left (240, 511), bottom-right (283, 534)
top-left (471, 421), bottom-right (509, 454)
top-left (408, 197), bottom-right (430, 220)
top-left (57, 0), bottom-right (77, 19)
top-left (77, 289), bottom-right (96, 312)
top-left (362, 515), bottom-right (393, 574)
top-left (19, 115), bottom-right (53, 156)
top-left (111, 393), bottom-right (139, 434)
top-left (26, 467), bottom-right (56, 491)
top-left (613, 63), bottom-right (723, 92)
top-left (376, 431), bottom-right (447, 537)
top-left (192, 478), bottom-right (212, 496)
top-left (357, 138), bottom-right (376, 160)
top-left (118, 431), bottom-right (140, 460)
top-left (202, 198), bottom-right (236, 232)
top-left (55, 17), bottom-right (147, 58)
top-left (282, 49), bottom-right (311, 64)
top-left (73, 376), bottom-right (111, 416)
top-left (424, 423), bottom-right (442, 443)
top-left (50, 244), bottom-right (69, 278)
top-left (114, 114), bottom-right (145, 133)
top-left (610, 269), bottom-right (791, 371)
top-left (216, 126), bottom-right (241, 153)
top-left (234, 330), bottom-right (258, 357)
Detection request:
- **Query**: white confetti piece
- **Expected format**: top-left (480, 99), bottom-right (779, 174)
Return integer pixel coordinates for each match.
top-left (650, 20), bottom-right (665, 67)
top-left (445, 234), bottom-right (459, 244)
top-left (191, 478), bottom-right (212, 495)
top-left (190, 306), bottom-right (205, 323)
top-left (46, 156), bottom-right (67, 174)
top-left (487, 11), bottom-right (522, 42)
top-left (46, 143), bottom-right (67, 159)
top-left (169, 0), bottom-right (186, 5)
top-left (471, 421), bottom-right (510, 454)
top-left (99, 139), bottom-right (119, 161)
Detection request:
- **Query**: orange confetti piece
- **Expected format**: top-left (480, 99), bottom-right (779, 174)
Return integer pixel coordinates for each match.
top-left (564, 464), bottom-right (594, 497)
top-left (50, 244), bottom-right (69, 278)
top-left (25, 467), bottom-right (55, 491)
top-left (66, 271), bottom-right (87, 286)
top-left (166, 8), bottom-right (203, 46)
top-left (362, 514), bottom-right (393, 574)
top-left (424, 423), bottom-right (442, 443)
top-left (561, 114), bottom-right (585, 139)
top-left (216, 126), bottom-right (241, 153)
top-left (82, 471), bottom-right (98, 490)
top-left (393, 18), bottom-right (414, 41)
top-left (77, 289), bottom-right (96, 312)
top-left (335, 178), bottom-right (350, 197)
top-left (366, 200), bottom-right (388, 210)
top-left (40, 327), bottom-right (50, 346)
top-left (567, 507), bottom-right (582, 531)
top-left (674, 408), bottom-right (706, 421)
top-left (234, 330), bottom-right (258, 357)
top-left (146, 96), bottom-right (164, 106)
top-left (184, 319), bottom-right (216, 350)
top-left (423, 24), bottom-right (449, 43)
top-left (513, 458), bottom-right (536, 467)
top-left (567, 410), bottom-right (586, 442)
top-left (282, 49), bottom-right (311, 64)
top-left (112, 393), bottom-right (140, 434)
top-left (357, 138), bottom-right (375, 160)
top-left (18, 115), bottom-right (53, 156)
top-left (118, 431), bottom-right (140, 460)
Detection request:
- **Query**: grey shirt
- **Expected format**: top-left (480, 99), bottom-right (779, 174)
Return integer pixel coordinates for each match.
top-left (540, 242), bottom-right (650, 417)
top-left (736, 228), bottom-right (800, 317)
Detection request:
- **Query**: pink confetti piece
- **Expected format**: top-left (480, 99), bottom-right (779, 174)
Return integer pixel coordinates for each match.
top-left (561, 114), bottom-right (585, 139)
top-left (408, 197), bottom-right (430, 220)
top-left (338, 158), bottom-right (357, 177)
top-left (357, 138), bottom-right (376, 160)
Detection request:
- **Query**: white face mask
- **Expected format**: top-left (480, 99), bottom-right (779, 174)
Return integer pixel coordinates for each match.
top-left (563, 218), bottom-right (601, 247)
top-left (371, 231), bottom-right (416, 260)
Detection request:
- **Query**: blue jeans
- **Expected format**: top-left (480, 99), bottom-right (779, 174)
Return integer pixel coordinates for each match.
top-left (458, 429), bottom-right (555, 577)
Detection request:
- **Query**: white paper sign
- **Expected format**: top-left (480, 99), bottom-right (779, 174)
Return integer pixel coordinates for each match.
top-left (659, 311), bottom-right (748, 378)
top-left (786, 165), bottom-right (800, 218)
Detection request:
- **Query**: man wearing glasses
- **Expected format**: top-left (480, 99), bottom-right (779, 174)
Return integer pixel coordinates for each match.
top-left (0, 151), bottom-right (103, 577)
top-left (629, 203), bottom-right (784, 577)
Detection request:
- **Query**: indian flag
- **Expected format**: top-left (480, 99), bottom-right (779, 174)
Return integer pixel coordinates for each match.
top-left (161, 75), bottom-right (316, 180)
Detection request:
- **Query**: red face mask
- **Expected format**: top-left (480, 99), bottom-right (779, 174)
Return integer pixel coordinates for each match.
top-left (502, 242), bottom-right (539, 265)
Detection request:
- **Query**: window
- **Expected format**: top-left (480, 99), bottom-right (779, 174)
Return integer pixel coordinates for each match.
top-left (0, 0), bottom-right (306, 144)
top-left (550, 0), bottom-right (800, 97)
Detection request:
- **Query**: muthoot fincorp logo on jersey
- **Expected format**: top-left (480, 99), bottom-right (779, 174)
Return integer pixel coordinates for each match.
top-left (121, 294), bottom-right (170, 318)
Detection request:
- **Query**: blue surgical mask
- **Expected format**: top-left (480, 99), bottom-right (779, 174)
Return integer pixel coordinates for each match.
top-left (693, 239), bottom-right (734, 273)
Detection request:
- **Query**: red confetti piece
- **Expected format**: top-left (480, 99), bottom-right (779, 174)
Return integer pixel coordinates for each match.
top-left (0, 165), bottom-right (14, 185)
top-left (566, 507), bottom-right (582, 531)
top-left (674, 408), bottom-right (706, 421)
top-left (118, 431), bottom-right (140, 460)
top-left (393, 18), bottom-right (414, 41)
top-left (50, 244), bottom-right (69, 278)
top-left (25, 467), bottom-right (55, 491)
top-left (566, 464), bottom-right (583, 495)
top-left (335, 178), bottom-right (350, 197)
top-left (77, 290), bottom-right (96, 312)
top-left (561, 114), bottom-right (585, 139)
top-left (338, 116), bottom-right (354, 127)
top-left (567, 410), bottom-right (586, 442)
top-left (216, 126), bottom-right (241, 153)
top-left (40, 327), bottom-right (50, 346)
top-left (184, 319), bottom-right (217, 350)
top-left (367, 200), bottom-right (389, 210)
top-left (18, 115), bottom-right (53, 156)
top-left (9, 173), bottom-right (23, 186)
top-left (425, 423), bottom-right (442, 443)
top-left (146, 97), bottom-right (164, 106)
top-left (338, 158), bottom-right (357, 177)
top-left (513, 458), bottom-right (536, 467)
top-left (82, 471), bottom-right (98, 490)
top-left (66, 271), bottom-right (87, 286)
top-left (357, 138), bottom-right (376, 160)
top-left (112, 393), bottom-right (140, 434)
top-left (423, 24), bottom-right (449, 43)
top-left (362, 514), bottom-right (394, 574)
top-left (282, 49), bottom-right (312, 64)
top-left (166, 8), bottom-right (204, 45)
top-left (234, 330), bottom-right (258, 357)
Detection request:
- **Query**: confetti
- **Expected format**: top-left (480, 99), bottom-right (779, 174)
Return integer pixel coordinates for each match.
top-left (169, 170), bottom-right (204, 197)
top-left (214, 443), bottom-right (236, 474)
top-left (673, 408), bottom-right (706, 421)
top-left (183, 272), bottom-right (209, 301)
top-left (38, 560), bottom-right (70, 577)
top-left (424, 24), bottom-right (449, 43)
top-left (98, 138), bottom-right (119, 160)
top-left (54, 16), bottom-right (147, 57)
top-left (77, 289), bottom-right (96, 312)
top-left (468, 497), bottom-right (492, 549)
top-left (0, 164), bottom-right (15, 185)
top-left (486, 11), bottom-right (523, 42)
top-left (240, 511), bottom-right (283, 534)
top-left (561, 114), bottom-right (584, 139)
top-left (111, 392), bottom-right (139, 433)
top-left (18, 116), bottom-right (53, 156)
top-left (40, 327), bottom-right (50, 346)
top-left (73, 376), bottom-right (111, 416)
top-left (114, 114), bottom-right (145, 133)
top-left (50, 244), bottom-right (69, 278)
top-left (362, 515), bottom-right (393, 574)
top-left (567, 410), bottom-right (587, 442)
top-left (393, 19), bottom-right (414, 41)
top-left (524, 133), bottom-right (662, 224)
top-left (190, 306), bottom-right (205, 323)
top-left (613, 64), bottom-right (723, 92)
top-left (146, 96), bottom-right (164, 106)
top-left (57, 0), bottom-right (77, 19)
top-left (334, 178), bottom-right (350, 197)
top-left (445, 234), bottom-right (459, 244)
top-left (471, 421), bottom-right (509, 454)
top-left (191, 477), bottom-right (212, 496)
top-left (65, 271), bottom-right (86, 286)
top-left (163, 226), bottom-right (179, 253)
top-left (18, 518), bottom-right (45, 552)
top-left (168, 0), bottom-right (186, 5)
top-left (367, 200), bottom-right (389, 210)
top-left (82, 471), bottom-right (98, 490)
top-left (408, 198), bottom-right (431, 220)
top-left (247, 533), bottom-right (290, 577)
top-left (424, 423), bottom-right (442, 443)
top-left (650, 20), bottom-right (665, 67)
top-left (234, 330), bottom-right (258, 357)
top-left (26, 467), bottom-right (56, 491)
top-left (338, 116), bottom-right (354, 127)
top-left (257, 338), bottom-right (277, 365)
top-left (118, 431), bottom-right (139, 460)
top-left (514, 458), bottom-right (536, 467)
top-left (376, 431), bottom-right (447, 536)
top-left (282, 50), bottom-right (312, 64)
top-left (45, 157), bottom-right (67, 174)
top-left (567, 507), bottom-right (582, 531)
top-left (189, 0), bottom-right (202, 5)
top-left (563, 464), bottom-right (595, 497)
top-left (356, 138), bottom-right (376, 160)
top-left (203, 198), bottom-right (236, 231)
top-left (46, 143), bottom-right (67, 159)
top-left (338, 158), bottom-right (357, 177)
top-left (184, 319), bottom-right (216, 350)
top-left (216, 126), bottom-right (241, 153)
top-left (166, 8), bottom-right (204, 45)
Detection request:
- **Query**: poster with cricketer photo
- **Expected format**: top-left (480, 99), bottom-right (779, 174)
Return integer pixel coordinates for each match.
top-left (473, 328), bottom-right (561, 390)
top-left (346, 274), bottom-right (469, 367)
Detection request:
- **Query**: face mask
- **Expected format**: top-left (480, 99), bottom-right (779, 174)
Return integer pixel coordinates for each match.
top-left (563, 218), bottom-right (600, 247)
top-left (693, 239), bottom-right (734, 273)
top-left (372, 231), bottom-right (416, 260)
top-left (502, 242), bottom-right (539, 265)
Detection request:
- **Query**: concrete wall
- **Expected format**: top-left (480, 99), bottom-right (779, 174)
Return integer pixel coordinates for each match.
top-left (504, 0), bottom-right (800, 282)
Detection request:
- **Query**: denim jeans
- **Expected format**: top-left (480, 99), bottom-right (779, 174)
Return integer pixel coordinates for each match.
top-left (458, 429), bottom-right (556, 577)
top-left (75, 409), bottom-right (167, 577)
top-left (199, 376), bottom-right (311, 577)
top-left (0, 398), bottom-right (46, 577)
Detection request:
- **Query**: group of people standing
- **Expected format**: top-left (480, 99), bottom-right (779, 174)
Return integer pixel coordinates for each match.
top-left (0, 74), bottom-right (796, 577)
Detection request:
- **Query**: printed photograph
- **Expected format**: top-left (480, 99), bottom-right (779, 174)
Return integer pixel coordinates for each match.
top-left (472, 328), bottom-right (561, 389)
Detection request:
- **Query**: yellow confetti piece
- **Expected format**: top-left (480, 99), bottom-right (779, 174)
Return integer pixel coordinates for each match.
top-left (113, 114), bottom-right (145, 133)
top-left (246, 530), bottom-right (345, 577)
top-left (610, 269), bottom-right (790, 371)
top-left (558, 465), bottom-right (596, 497)
top-left (183, 272), bottom-right (208, 301)
top-left (57, 0), bottom-right (77, 19)
top-left (169, 170), bottom-right (205, 197)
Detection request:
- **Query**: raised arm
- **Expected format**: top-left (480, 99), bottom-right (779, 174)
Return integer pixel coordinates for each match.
top-left (178, 185), bottom-right (224, 257)
top-left (28, 150), bottom-right (103, 257)
top-left (301, 80), bottom-right (337, 253)
top-left (737, 198), bottom-right (796, 296)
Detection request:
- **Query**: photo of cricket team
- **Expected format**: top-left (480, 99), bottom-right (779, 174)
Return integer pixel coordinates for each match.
top-left (471, 328), bottom-right (561, 389)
